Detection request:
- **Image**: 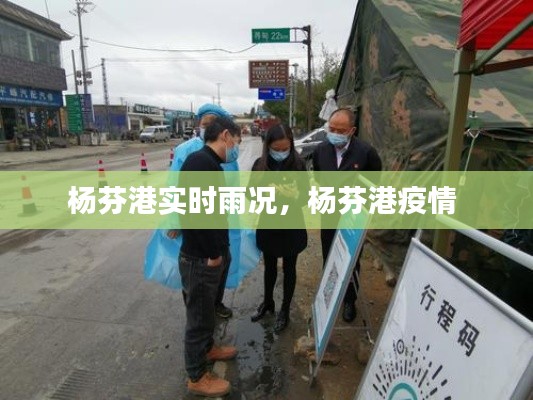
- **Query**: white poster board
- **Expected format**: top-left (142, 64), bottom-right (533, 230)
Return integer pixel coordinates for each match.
top-left (312, 211), bottom-right (368, 372)
top-left (356, 239), bottom-right (533, 399)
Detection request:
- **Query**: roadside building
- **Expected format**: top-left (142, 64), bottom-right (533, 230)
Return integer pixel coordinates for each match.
top-left (93, 105), bottom-right (128, 139)
top-left (163, 109), bottom-right (195, 136)
top-left (127, 103), bottom-right (165, 133)
top-left (0, 0), bottom-right (71, 145)
top-left (89, 104), bottom-right (195, 140)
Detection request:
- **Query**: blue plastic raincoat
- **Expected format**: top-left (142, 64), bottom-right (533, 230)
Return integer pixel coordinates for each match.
top-left (144, 128), bottom-right (259, 290)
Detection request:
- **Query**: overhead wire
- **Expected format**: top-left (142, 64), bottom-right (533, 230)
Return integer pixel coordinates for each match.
top-left (64, 29), bottom-right (260, 54)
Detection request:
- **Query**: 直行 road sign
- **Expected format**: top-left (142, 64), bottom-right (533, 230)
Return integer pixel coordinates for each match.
top-left (258, 88), bottom-right (286, 101)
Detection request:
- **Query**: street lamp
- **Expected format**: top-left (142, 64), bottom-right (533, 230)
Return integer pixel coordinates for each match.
top-left (216, 82), bottom-right (222, 106)
top-left (289, 63), bottom-right (299, 129)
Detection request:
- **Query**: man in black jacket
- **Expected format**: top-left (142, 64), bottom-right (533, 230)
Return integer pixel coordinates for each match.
top-left (179, 116), bottom-right (241, 397)
top-left (312, 108), bottom-right (382, 323)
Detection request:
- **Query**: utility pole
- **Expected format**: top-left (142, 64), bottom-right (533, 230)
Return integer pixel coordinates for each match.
top-left (71, 50), bottom-right (79, 95)
top-left (101, 58), bottom-right (111, 135)
top-left (44, 0), bottom-right (50, 19)
top-left (71, 0), bottom-right (93, 95)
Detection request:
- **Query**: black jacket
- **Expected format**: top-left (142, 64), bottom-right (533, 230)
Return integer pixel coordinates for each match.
top-left (180, 145), bottom-right (229, 259)
top-left (312, 136), bottom-right (382, 229)
top-left (251, 155), bottom-right (308, 257)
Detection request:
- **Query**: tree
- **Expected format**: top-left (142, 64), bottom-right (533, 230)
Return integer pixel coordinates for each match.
top-left (297, 45), bottom-right (342, 131)
top-left (262, 98), bottom-right (290, 123)
top-left (262, 45), bottom-right (342, 133)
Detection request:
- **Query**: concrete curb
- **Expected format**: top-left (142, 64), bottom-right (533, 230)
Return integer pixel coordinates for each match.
top-left (0, 144), bottom-right (126, 168)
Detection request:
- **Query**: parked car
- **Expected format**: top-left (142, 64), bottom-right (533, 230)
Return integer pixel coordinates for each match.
top-left (139, 125), bottom-right (171, 143)
top-left (294, 127), bottom-right (327, 170)
top-left (183, 128), bottom-right (194, 140)
top-left (121, 130), bottom-right (139, 141)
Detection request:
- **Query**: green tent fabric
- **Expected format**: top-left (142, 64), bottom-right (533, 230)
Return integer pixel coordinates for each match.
top-left (336, 0), bottom-right (532, 172)
top-left (334, 0), bottom-right (533, 305)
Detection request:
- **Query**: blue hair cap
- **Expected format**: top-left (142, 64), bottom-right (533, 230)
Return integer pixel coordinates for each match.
top-left (197, 103), bottom-right (232, 119)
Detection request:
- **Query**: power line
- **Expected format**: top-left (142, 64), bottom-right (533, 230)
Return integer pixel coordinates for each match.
top-left (64, 55), bottom-right (308, 76)
top-left (65, 29), bottom-right (259, 54)
top-left (105, 56), bottom-right (306, 63)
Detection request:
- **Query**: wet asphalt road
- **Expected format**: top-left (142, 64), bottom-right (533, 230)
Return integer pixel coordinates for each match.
top-left (0, 137), bottom-right (323, 399)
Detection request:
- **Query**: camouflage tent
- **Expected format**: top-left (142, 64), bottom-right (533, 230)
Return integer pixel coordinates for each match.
top-left (336, 0), bottom-right (532, 172)
top-left (335, 0), bottom-right (533, 307)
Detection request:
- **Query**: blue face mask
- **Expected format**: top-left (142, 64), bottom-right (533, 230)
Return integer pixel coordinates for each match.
top-left (269, 149), bottom-right (290, 162)
top-left (225, 143), bottom-right (239, 163)
top-left (199, 127), bottom-right (206, 140)
top-left (327, 131), bottom-right (350, 147)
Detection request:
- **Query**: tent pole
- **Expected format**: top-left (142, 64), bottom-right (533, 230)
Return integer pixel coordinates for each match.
top-left (434, 49), bottom-right (475, 257)
top-left (442, 49), bottom-right (475, 171)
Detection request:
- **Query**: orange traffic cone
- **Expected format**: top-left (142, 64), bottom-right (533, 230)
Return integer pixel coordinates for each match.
top-left (21, 175), bottom-right (37, 215)
top-left (97, 159), bottom-right (108, 188)
top-left (169, 147), bottom-right (174, 167)
top-left (140, 153), bottom-right (148, 173)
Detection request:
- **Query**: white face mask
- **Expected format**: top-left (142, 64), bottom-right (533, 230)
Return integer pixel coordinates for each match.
top-left (199, 127), bottom-right (206, 140)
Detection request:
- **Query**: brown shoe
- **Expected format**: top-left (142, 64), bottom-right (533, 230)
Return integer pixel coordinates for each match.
top-left (206, 345), bottom-right (237, 361)
top-left (187, 372), bottom-right (230, 397)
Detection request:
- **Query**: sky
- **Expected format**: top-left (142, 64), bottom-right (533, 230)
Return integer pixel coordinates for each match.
top-left (12, 0), bottom-right (358, 115)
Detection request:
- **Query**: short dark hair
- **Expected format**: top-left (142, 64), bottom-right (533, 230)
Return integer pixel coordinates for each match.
top-left (204, 116), bottom-right (240, 142)
top-left (329, 107), bottom-right (356, 127)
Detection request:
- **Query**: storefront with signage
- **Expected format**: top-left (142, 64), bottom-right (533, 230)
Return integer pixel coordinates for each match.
top-left (0, 84), bottom-right (64, 141)
top-left (0, 1), bottom-right (70, 145)
top-left (127, 104), bottom-right (165, 132)
top-left (164, 109), bottom-right (195, 135)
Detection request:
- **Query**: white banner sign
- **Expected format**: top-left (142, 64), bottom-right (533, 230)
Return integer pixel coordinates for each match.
top-left (356, 239), bottom-right (533, 399)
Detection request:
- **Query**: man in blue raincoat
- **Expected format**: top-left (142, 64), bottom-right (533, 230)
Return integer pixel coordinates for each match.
top-left (144, 104), bottom-right (259, 318)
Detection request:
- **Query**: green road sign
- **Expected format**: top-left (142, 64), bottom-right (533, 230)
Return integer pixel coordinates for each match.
top-left (65, 94), bottom-right (83, 133)
top-left (252, 28), bottom-right (291, 43)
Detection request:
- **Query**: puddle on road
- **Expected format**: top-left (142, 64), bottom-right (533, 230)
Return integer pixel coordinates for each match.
top-left (212, 265), bottom-right (322, 399)
top-left (229, 317), bottom-right (292, 399)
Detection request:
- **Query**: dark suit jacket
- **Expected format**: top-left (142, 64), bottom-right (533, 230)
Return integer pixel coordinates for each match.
top-left (312, 136), bottom-right (382, 231)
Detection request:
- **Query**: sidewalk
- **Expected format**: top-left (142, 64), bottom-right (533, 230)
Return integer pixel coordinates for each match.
top-left (0, 141), bottom-right (127, 168)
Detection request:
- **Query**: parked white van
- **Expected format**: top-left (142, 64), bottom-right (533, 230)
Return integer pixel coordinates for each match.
top-left (139, 125), bottom-right (171, 143)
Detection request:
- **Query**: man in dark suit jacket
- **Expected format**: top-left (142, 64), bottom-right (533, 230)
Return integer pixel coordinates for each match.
top-left (312, 108), bottom-right (382, 322)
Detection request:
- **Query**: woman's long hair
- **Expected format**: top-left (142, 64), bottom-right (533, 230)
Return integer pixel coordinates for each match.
top-left (256, 123), bottom-right (304, 171)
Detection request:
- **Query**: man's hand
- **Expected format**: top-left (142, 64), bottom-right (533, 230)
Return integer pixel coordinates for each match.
top-left (207, 256), bottom-right (223, 267)
top-left (167, 229), bottom-right (181, 239)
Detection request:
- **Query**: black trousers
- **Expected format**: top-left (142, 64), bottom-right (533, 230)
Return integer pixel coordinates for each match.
top-left (215, 250), bottom-right (231, 306)
top-left (321, 229), bottom-right (360, 305)
top-left (263, 253), bottom-right (298, 311)
top-left (179, 248), bottom-right (230, 381)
